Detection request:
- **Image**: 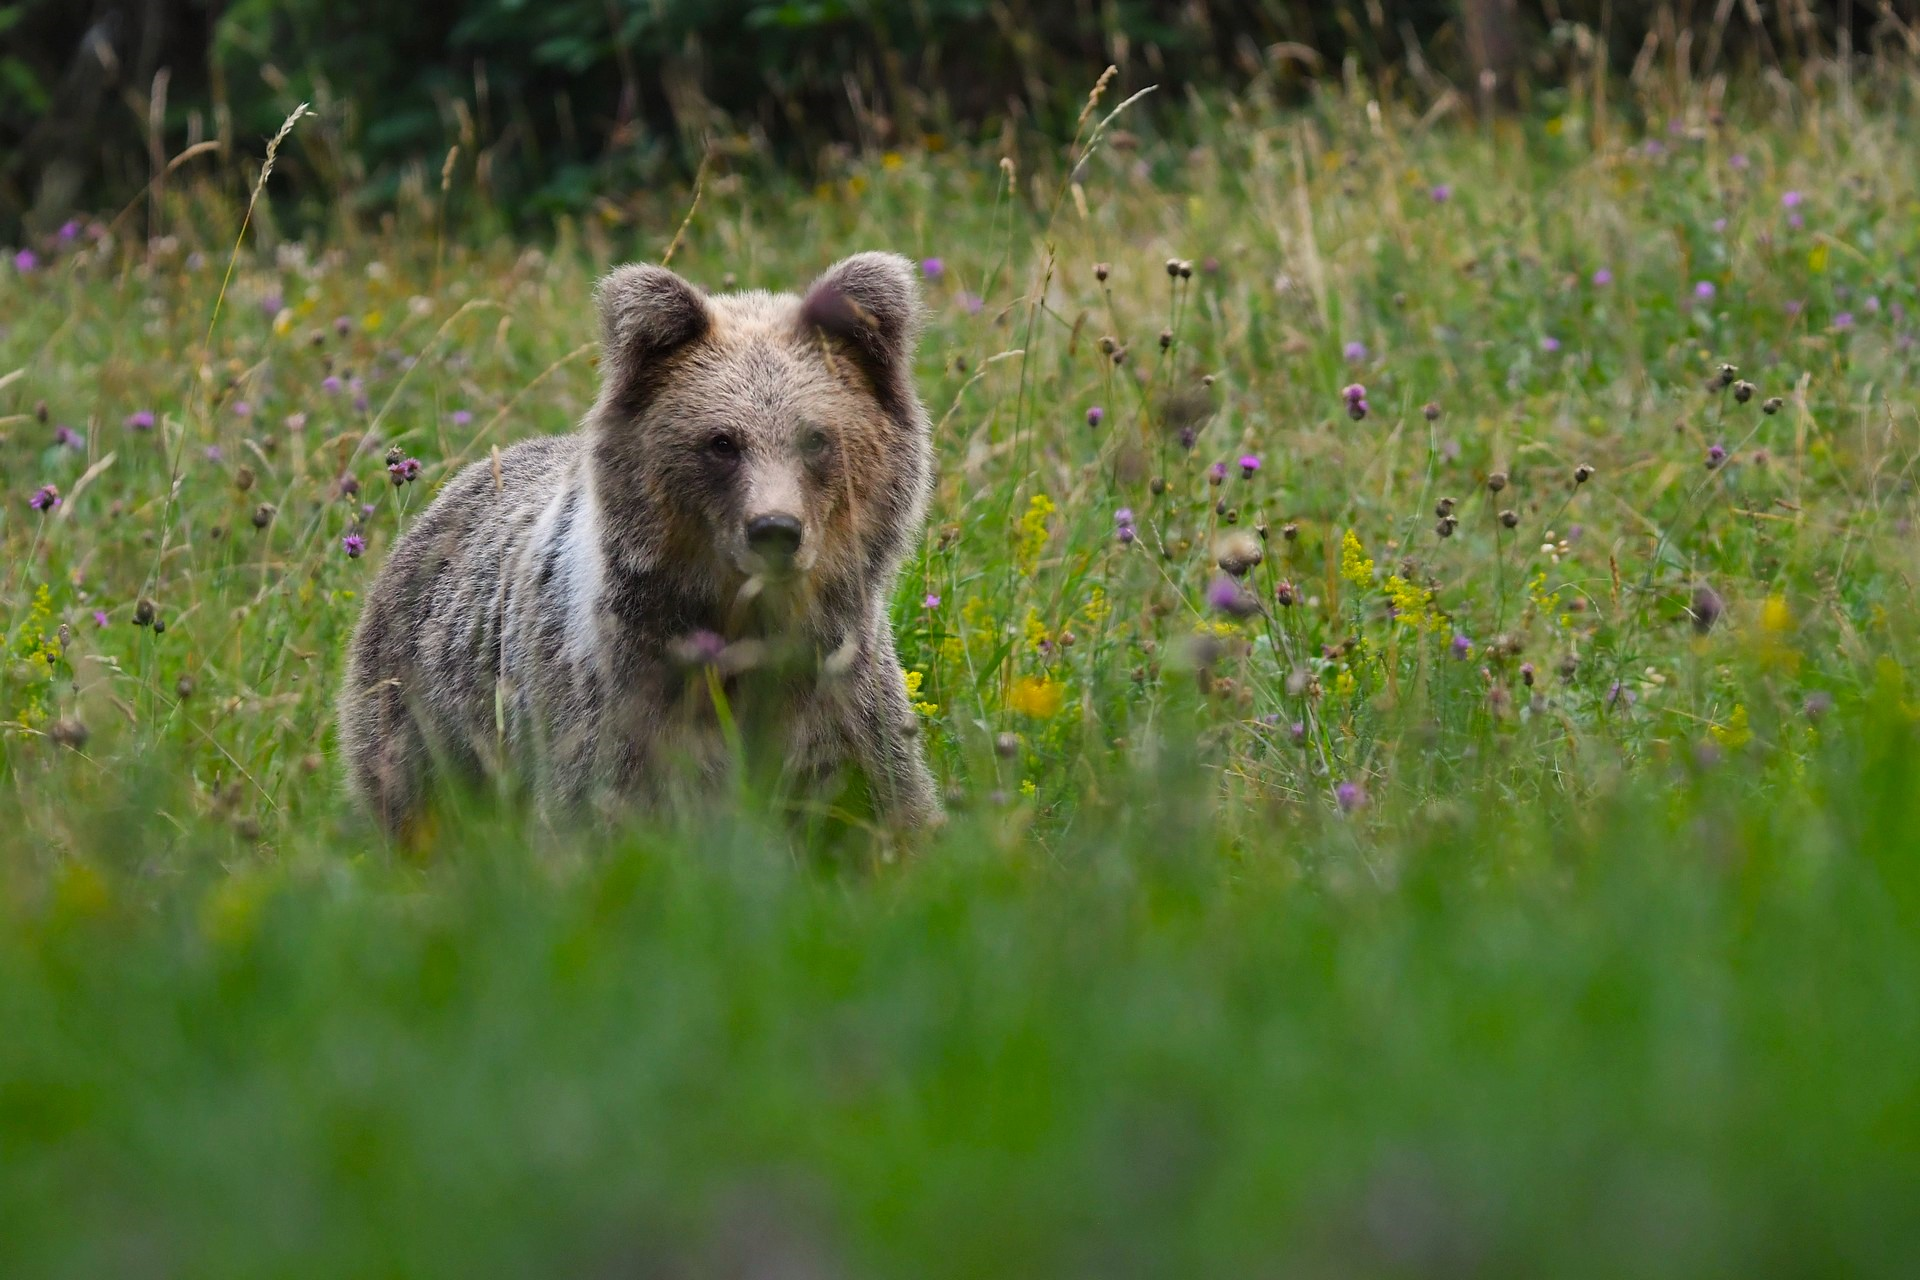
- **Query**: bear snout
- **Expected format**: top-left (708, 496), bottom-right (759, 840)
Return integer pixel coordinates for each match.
top-left (745, 511), bottom-right (805, 561)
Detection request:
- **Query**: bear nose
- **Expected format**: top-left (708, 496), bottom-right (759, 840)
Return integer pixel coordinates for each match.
top-left (746, 513), bottom-right (804, 559)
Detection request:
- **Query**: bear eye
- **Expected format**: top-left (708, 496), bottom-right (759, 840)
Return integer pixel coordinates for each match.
top-left (707, 433), bottom-right (739, 458)
top-left (799, 427), bottom-right (830, 455)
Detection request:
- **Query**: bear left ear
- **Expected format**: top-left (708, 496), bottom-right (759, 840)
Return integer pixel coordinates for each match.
top-left (799, 252), bottom-right (923, 394)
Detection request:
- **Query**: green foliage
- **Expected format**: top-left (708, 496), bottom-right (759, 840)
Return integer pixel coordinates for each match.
top-left (4, 75), bottom-right (1920, 1273)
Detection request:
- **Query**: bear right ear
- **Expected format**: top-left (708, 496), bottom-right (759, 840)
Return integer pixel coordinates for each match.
top-left (595, 264), bottom-right (711, 400)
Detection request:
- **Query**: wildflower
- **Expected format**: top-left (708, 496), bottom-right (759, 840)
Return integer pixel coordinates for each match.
top-left (1238, 454), bottom-right (1261, 479)
top-left (387, 456), bottom-right (423, 485)
top-left (922, 592), bottom-right (940, 610)
top-left (29, 484), bottom-right (60, 512)
top-left (920, 257), bottom-right (944, 280)
top-left (1690, 585), bottom-right (1725, 633)
top-left (1713, 363), bottom-right (1738, 390)
top-left (1760, 595), bottom-right (1794, 634)
top-left (1016, 492), bottom-right (1055, 568)
top-left (1343, 340), bottom-right (1368, 363)
top-left (1008, 675), bottom-right (1065, 718)
top-left (959, 292), bottom-right (984, 315)
top-left (674, 629), bottom-right (727, 667)
top-left (1540, 335), bottom-right (1561, 353)
top-left (1487, 470), bottom-right (1508, 493)
top-left (1335, 781), bottom-right (1365, 813)
top-left (1762, 396), bottom-right (1784, 415)
top-left (1591, 268), bottom-right (1613, 286)
top-left (252, 503), bottom-right (276, 529)
top-left (1607, 681), bottom-right (1636, 708)
top-left (1499, 509), bottom-right (1519, 529)
top-left (1450, 633), bottom-right (1472, 659)
top-left (1706, 443), bottom-right (1728, 469)
top-left (1115, 507), bottom-right (1136, 545)
top-left (1520, 662), bottom-right (1536, 686)
top-left (1731, 380), bottom-right (1755, 404)
top-left (1693, 280), bottom-right (1716, 302)
top-left (232, 400), bottom-right (252, 419)
top-left (1086, 405), bottom-right (1104, 428)
top-left (54, 424), bottom-right (82, 448)
top-left (126, 409), bottom-right (156, 431)
top-left (133, 599), bottom-right (157, 627)
top-left (1274, 580), bottom-right (1297, 607)
top-left (12, 248), bottom-right (36, 273)
top-left (1207, 574), bottom-right (1258, 617)
top-left (1289, 721), bottom-right (1307, 745)
top-left (1574, 464), bottom-right (1594, 484)
top-left (1729, 152), bottom-right (1749, 171)
top-left (334, 315), bottom-right (352, 336)
top-left (322, 375), bottom-right (343, 395)
top-left (1339, 530), bottom-right (1375, 586)
top-left (1423, 401), bottom-right (1442, 421)
top-left (341, 532), bottom-right (366, 558)
top-left (1207, 461), bottom-right (1227, 485)
top-left (1216, 532), bottom-right (1263, 577)
top-left (1430, 183), bottom-right (1452, 203)
top-left (450, 408), bottom-right (473, 427)
top-left (58, 219), bottom-right (80, 242)
top-left (203, 445), bottom-right (223, 463)
top-left (1436, 515), bottom-right (1458, 538)
top-left (1342, 382), bottom-right (1370, 421)
top-left (1804, 691), bottom-right (1834, 720)
top-left (1781, 189), bottom-right (1804, 208)
top-left (260, 294), bottom-right (282, 319)
top-left (92, 609), bottom-right (109, 627)
top-left (1834, 312), bottom-right (1855, 331)
top-left (1712, 217), bottom-right (1728, 233)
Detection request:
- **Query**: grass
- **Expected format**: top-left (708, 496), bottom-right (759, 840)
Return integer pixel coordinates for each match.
top-left (4, 67), bottom-right (1920, 1275)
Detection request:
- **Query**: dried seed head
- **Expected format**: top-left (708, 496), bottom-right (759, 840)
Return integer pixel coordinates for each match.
top-left (1216, 531), bottom-right (1264, 577)
top-left (1732, 379), bottom-right (1755, 403)
top-left (1282, 521), bottom-right (1299, 541)
top-left (1178, 259), bottom-right (1193, 278)
top-left (1520, 662), bottom-right (1536, 687)
top-left (133, 598), bottom-right (157, 627)
top-left (1422, 401), bottom-right (1442, 421)
top-left (1436, 515), bottom-right (1459, 538)
top-left (252, 503), bottom-right (275, 529)
top-left (1150, 476), bottom-right (1168, 495)
top-left (35, 399), bottom-right (49, 423)
top-left (1098, 335), bottom-right (1117, 355)
top-left (175, 675), bottom-right (196, 699)
top-left (235, 465), bottom-right (255, 491)
top-left (1763, 396), bottom-right (1784, 415)
top-left (1166, 257), bottom-right (1182, 278)
top-left (1714, 362), bottom-right (1738, 389)
top-left (1435, 497), bottom-right (1456, 518)
top-left (1574, 464), bottom-right (1595, 485)
top-left (995, 732), bottom-right (1020, 758)
top-left (48, 717), bottom-right (89, 748)
top-left (1487, 470), bottom-right (1509, 493)
top-left (1499, 508), bottom-right (1519, 529)
top-left (1095, 262), bottom-right (1110, 282)
top-left (151, 617), bottom-right (166, 635)
top-left (1689, 584), bottom-right (1725, 633)
top-left (1159, 328), bottom-right (1174, 349)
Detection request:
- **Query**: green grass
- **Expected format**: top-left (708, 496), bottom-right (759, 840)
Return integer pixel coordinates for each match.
top-left (4, 73), bottom-right (1920, 1275)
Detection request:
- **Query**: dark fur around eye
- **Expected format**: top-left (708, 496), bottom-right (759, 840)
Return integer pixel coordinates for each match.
top-left (799, 427), bottom-right (830, 455)
top-left (707, 433), bottom-right (739, 458)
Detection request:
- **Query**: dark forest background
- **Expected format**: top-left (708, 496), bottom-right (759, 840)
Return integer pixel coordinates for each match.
top-left (1, 1), bottom-right (1907, 236)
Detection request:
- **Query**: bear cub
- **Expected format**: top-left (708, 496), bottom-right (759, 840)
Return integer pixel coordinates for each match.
top-left (337, 252), bottom-right (941, 834)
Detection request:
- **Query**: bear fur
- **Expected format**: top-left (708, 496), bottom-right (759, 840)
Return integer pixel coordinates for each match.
top-left (336, 252), bottom-right (941, 834)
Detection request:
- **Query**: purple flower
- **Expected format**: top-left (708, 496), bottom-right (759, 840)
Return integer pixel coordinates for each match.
top-left (1866, 296), bottom-right (1882, 314)
top-left (1238, 454), bottom-right (1262, 478)
top-left (1206, 574), bottom-right (1256, 618)
top-left (360, 503), bottom-right (376, 520)
top-left (1335, 780), bottom-right (1365, 813)
top-left (1706, 443), bottom-right (1728, 469)
top-left (341, 533), bottom-right (366, 558)
top-left (959, 292), bottom-right (984, 315)
top-left (1693, 280), bottom-right (1717, 302)
top-left (12, 248), bottom-right (36, 273)
top-left (54, 424), bottom-right (82, 449)
top-left (920, 257), bottom-right (944, 280)
top-left (1450, 633), bottom-right (1472, 659)
top-left (203, 445), bottom-right (223, 463)
top-left (1711, 217), bottom-right (1728, 233)
top-left (92, 610), bottom-right (109, 627)
top-left (1288, 721), bottom-right (1306, 746)
top-left (1781, 189), bottom-right (1804, 208)
top-left (1085, 405), bottom-right (1104, 428)
top-left (1729, 152), bottom-right (1749, 171)
top-left (1540, 335), bottom-right (1561, 353)
top-left (388, 457), bottom-right (423, 485)
top-left (1115, 508), bottom-right (1136, 545)
top-left (1430, 183), bottom-right (1452, 203)
top-left (1834, 312), bottom-right (1855, 330)
top-left (334, 316), bottom-right (352, 336)
top-left (1343, 340), bottom-right (1368, 363)
top-left (125, 409), bottom-right (155, 431)
top-left (1347, 397), bottom-right (1370, 421)
top-left (322, 375), bottom-right (343, 395)
top-left (260, 293), bottom-right (283, 318)
top-left (231, 400), bottom-right (252, 419)
top-left (28, 483), bottom-right (60, 512)
top-left (1591, 268), bottom-right (1613, 286)
top-left (1607, 681), bottom-right (1637, 708)
top-left (1342, 382), bottom-right (1367, 403)
top-left (1642, 139), bottom-right (1666, 158)
top-left (677, 629), bottom-right (727, 666)
top-left (1115, 507), bottom-right (1135, 526)
top-left (1207, 460), bottom-right (1228, 484)
top-left (58, 220), bottom-right (81, 242)
top-left (450, 408), bottom-right (473, 427)
top-left (1785, 299), bottom-right (1805, 317)
top-left (1787, 212), bottom-right (1804, 230)
top-left (922, 592), bottom-right (940, 609)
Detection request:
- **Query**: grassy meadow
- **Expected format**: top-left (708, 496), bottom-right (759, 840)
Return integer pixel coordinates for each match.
top-left (4, 71), bottom-right (1920, 1275)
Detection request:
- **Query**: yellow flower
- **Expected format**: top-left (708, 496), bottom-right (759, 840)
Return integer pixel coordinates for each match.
top-left (1019, 779), bottom-right (1037, 798)
top-left (1340, 530), bottom-right (1375, 587)
top-left (1023, 607), bottom-right (1050, 651)
top-left (1080, 585), bottom-right (1111, 628)
top-left (1761, 595), bottom-right (1794, 634)
top-left (1008, 675), bottom-right (1065, 718)
top-left (902, 668), bottom-right (940, 717)
top-left (1710, 704), bottom-right (1753, 749)
top-left (1383, 574), bottom-right (1443, 631)
top-left (881, 151), bottom-right (904, 171)
top-left (1017, 493), bottom-right (1056, 571)
top-left (362, 309), bottom-right (384, 332)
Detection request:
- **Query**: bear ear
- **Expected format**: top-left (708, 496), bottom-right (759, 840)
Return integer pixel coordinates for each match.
top-left (798, 252), bottom-right (923, 392)
top-left (595, 263), bottom-right (711, 398)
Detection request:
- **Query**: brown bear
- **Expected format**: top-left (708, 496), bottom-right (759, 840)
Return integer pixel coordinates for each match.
top-left (336, 253), bottom-right (941, 835)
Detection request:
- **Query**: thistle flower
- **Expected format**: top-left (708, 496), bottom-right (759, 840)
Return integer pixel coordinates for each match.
top-left (1274, 580), bottom-right (1298, 607)
top-left (29, 483), bottom-right (60, 512)
top-left (1834, 312), bottom-right (1855, 331)
top-left (1689, 585), bottom-right (1725, 633)
top-left (450, 408), bottom-right (473, 427)
top-left (322, 375), bottom-right (343, 395)
top-left (1216, 532), bottom-right (1263, 577)
top-left (922, 592), bottom-right (940, 609)
top-left (1238, 454), bottom-right (1261, 479)
top-left (1732, 380), bottom-right (1755, 403)
top-left (1206, 574), bottom-right (1257, 617)
top-left (1762, 396), bottom-right (1784, 415)
top-left (1423, 401), bottom-right (1442, 421)
top-left (1342, 383), bottom-right (1370, 421)
top-left (1781, 190), bottom-right (1804, 208)
top-left (1430, 184), bottom-right (1452, 203)
top-left (1115, 507), bottom-right (1137, 545)
top-left (1540, 335), bottom-right (1561, 353)
top-left (341, 532), bottom-right (366, 558)
top-left (126, 409), bottom-right (155, 431)
top-left (959, 292), bottom-right (984, 315)
top-left (54, 424), bottom-right (82, 448)
top-left (1450, 633), bottom-right (1472, 659)
top-left (387, 456), bottom-right (423, 485)
top-left (1335, 781), bottom-right (1365, 813)
top-left (1693, 280), bottom-right (1716, 302)
top-left (1706, 443), bottom-right (1728, 469)
top-left (1207, 461), bottom-right (1227, 485)
top-left (286, 412), bottom-right (308, 431)
top-left (12, 248), bottom-right (36, 273)
top-left (920, 257), bottom-right (944, 280)
top-left (232, 400), bottom-right (252, 418)
top-left (1591, 268), bottom-right (1613, 286)
top-left (1343, 340), bottom-right (1368, 363)
top-left (1085, 405), bottom-right (1104, 428)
